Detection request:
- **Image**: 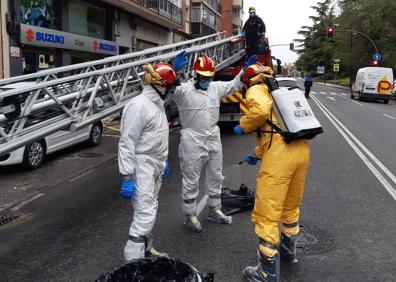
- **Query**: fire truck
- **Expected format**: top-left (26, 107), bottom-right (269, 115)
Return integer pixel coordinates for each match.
top-left (215, 37), bottom-right (275, 123)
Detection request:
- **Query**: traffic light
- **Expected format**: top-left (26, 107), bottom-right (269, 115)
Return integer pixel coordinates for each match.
top-left (289, 43), bottom-right (294, 51)
top-left (326, 26), bottom-right (334, 38)
top-left (371, 60), bottom-right (379, 66)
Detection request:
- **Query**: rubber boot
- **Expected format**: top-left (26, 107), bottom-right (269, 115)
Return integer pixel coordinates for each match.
top-left (279, 233), bottom-right (298, 263)
top-left (243, 249), bottom-right (280, 282)
top-left (144, 234), bottom-right (168, 257)
top-left (207, 207), bottom-right (232, 224)
top-left (184, 214), bottom-right (202, 233)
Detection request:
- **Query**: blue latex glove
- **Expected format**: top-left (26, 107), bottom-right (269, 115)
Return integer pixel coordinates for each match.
top-left (120, 179), bottom-right (137, 199)
top-left (234, 125), bottom-right (244, 135)
top-left (162, 160), bottom-right (170, 179)
top-left (243, 55), bottom-right (257, 69)
top-left (245, 154), bottom-right (258, 165)
top-left (173, 51), bottom-right (188, 71)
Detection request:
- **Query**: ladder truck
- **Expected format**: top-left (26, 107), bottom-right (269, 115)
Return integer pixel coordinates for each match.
top-left (0, 32), bottom-right (273, 158)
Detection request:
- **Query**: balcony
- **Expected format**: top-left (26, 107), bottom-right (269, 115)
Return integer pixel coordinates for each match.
top-left (102, 0), bottom-right (183, 29)
top-left (232, 0), bottom-right (242, 8)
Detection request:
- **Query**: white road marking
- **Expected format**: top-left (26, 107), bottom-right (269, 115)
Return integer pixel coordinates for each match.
top-left (69, 169), bottom-right (95, 182)
top-left (197, 195), bottom-right (209, 216)
top-left (10, 193), bottom-right (45, 211)
top-left (340, 93), bottom-right (348, 96)
top-left (312, 96), bottom-right (396, 201)
top-left (311, 91), bottom-right (317, 94)
top-left (320, 92), bottom-right (327, 95)
top-left (326, 97), bottom-right (335, 101)
top-left (350, 100), bottom-right (363, 106)
top-left (331, 92), bottom-right (338, 95)
top-left (382, 114), bottom-right (396, 120)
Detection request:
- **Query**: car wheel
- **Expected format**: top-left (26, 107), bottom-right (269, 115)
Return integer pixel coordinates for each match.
top-left (22, 141), bottom-right (46, 170)
top-left (384, 99), bottom-right (389, 104)
top-left (87, 122), bottom-right (103, 147)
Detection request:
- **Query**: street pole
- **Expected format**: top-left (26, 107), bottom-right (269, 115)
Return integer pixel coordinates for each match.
top-left (350, 31), bottom-right (353, 89)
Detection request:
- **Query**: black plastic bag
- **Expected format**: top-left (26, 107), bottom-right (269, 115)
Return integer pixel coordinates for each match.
top-left (96, 256), bottom-right (214, 282)
top-left (221, 184), bottom-right (255, 215)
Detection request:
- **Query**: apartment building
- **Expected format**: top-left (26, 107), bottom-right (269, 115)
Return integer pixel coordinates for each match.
top-left (4, 0), bottom-right (184, 77)
top-left (220, 0), bottom-right (243, 37)
top-left (190, 0), bottom-right (222, 37)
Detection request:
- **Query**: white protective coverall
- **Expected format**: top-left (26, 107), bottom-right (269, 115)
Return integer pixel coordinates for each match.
top-left (118, 85), bottom-right (169, 260)
top-left (172, 72), bottom-right (243, 214)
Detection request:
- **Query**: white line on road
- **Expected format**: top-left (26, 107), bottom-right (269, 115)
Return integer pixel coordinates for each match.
top-left (382, 113), bottom-right (396, 120)
top-left (10, 193), bottom-right (45, 211)
top-left (320, 92), bottom-right (327, 95)
top-left (349, 99), bottom-right (363, 106)
top-left (330, 92), bottom-right (338, 95)
top-left (69, 169), bottom-right (95, 182)
top-left (326, 97), bottom-right (335, 101)
top-left (197, 195), bottom-right (209, 216)
top-left (311, 91), bottom-right (317, 94)
top-left (312, 96), bottom-right (396, 201)
top-left (340, 93), bottom-right (348, 96)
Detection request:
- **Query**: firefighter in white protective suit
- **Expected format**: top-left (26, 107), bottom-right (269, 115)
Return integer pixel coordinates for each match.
top-left (118, 62), bottom-right (176, 261)
top-left (171, 52), bottom-right (257, 232)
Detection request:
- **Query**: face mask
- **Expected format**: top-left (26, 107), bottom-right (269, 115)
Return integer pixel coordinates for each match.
top-left (199, 80), bottom-right (210, 90)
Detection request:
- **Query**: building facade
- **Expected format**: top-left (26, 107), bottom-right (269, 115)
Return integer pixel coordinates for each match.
top-left (220, 0), bottom-right (243, 37)
top-left (4, 0), bottom-right (184, 77)
top-left (1, 0), bottom-right (10, 79)
top-left (190, 0), bottom-right (221, 37)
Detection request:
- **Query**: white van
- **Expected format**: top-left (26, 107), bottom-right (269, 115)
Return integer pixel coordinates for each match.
top-left (351, 67), bottom-right (394, 104)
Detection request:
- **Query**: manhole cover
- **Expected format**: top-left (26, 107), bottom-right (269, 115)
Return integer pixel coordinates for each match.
top-left (297, 224), bottom-right (335, 255)
top-left (77, 152), bottom-right (103, 158)
top-left (0, 214), bottom-right (19, 227)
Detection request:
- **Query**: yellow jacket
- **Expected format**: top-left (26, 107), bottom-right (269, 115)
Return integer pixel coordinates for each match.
top-left (240, 83), bottom-right (283, 159)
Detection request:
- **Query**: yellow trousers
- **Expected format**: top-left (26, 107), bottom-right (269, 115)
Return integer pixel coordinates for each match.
top-left (252, 137), bottom-right (310, 246)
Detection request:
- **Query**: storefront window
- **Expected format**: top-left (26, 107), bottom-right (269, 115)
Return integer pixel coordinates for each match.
top-left (69, 0), bottom-right (106, 39)
top-left (20, 0), bottom-right (58, 29)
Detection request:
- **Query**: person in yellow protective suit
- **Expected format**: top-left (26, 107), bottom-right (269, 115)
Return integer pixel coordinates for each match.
top-left (233, 64), bottom-right (310, 282)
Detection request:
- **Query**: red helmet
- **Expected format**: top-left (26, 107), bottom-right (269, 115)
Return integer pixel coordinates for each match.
top-left (242, 63), bottom-right (273, 85)
top-left (192, 55), bottom-right (215, 77)
top-left (152, 62), bottom-right (177, 87)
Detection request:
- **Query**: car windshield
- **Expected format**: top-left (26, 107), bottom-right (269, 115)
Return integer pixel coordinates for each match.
top-left (278, 80), bottom-right (298, 88)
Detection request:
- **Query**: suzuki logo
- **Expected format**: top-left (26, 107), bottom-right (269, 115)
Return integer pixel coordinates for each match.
top-left (93, 41), bottom-right (99, 51)
top-left (294, 101), bottom-right (302, 108)
top-left (26, 28), bottom-right (35, 42)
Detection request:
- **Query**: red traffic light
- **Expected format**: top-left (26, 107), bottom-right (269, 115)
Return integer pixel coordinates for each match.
top-left (371, 60), bottom-right (379, 66)
top-left (327, 26), bottom-right (334, 38)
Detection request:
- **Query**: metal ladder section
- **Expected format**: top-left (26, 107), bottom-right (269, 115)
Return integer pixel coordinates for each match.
top-left (0, 33), bottom-right (245, 156)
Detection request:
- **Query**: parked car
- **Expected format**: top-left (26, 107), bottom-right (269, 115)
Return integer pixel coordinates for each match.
top-left (0, 82), bottom-right (103, 169)
top-left (351, 67), bottom-right (393, 104)
top-left (276, 77), bottom-right (300, 89)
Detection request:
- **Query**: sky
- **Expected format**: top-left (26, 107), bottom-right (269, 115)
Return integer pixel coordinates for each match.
top-left (243, 0), bottom-right (321, 65)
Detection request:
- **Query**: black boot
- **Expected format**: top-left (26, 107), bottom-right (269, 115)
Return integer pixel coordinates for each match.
top-left (279, 233), bottom-right (298, 263)
top-left (243, 249), bottom-right (280, 282)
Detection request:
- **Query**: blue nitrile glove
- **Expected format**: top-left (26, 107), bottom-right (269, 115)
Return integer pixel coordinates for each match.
top-left (234, 125), bottom-right (244, 135)
top-left (173, 51), bottom-right (189, 71)
top-left (240, 31), bottom-right (246, 37)
top-left (120, 179), bottom-right (137, 199)
top-left (243, 55), bottom-right (257, 69)
top-left (245, 154), bottom-right (258, 165)
top-left (162, 160), bottom-right (170, 179)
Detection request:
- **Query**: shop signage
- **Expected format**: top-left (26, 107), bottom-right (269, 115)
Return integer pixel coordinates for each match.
top-left (10, 47), bottom-right (21, 58)
top-left (20, 24), bottom-right (119, 55)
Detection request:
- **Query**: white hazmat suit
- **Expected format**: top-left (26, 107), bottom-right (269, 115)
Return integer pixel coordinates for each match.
top-left (118, 86), bottom-right (169, 261)
top-left (172, 72), bottom-right (243, 215)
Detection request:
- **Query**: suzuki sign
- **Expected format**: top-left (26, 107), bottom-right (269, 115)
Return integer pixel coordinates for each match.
top-left (20, 24), bottom-right (119, 55)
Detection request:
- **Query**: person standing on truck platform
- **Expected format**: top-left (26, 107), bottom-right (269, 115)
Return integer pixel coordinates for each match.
top-left (242, 7), bottom-right (266, 57)
top-left (118, 63), bottom-right (176, 261)
top-left (234, 64), bottom-right (310, 282)
top-left (169, 51), bottom-right (257, 233)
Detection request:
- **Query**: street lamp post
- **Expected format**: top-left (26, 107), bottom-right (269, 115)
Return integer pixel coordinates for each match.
top-left (334, 28), bottom-right (379, 89)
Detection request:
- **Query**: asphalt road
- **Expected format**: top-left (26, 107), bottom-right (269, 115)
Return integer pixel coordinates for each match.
top-left (1, 83), bottom-right (395, 281)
